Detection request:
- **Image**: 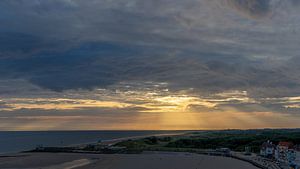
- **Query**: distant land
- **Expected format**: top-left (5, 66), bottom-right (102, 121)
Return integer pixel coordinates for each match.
top-left (1, 129), bottom-right (300, 169)
top-left (0, 130), bottom-right (184, 154)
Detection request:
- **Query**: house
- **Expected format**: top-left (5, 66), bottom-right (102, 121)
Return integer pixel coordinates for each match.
top-left (288, 148), bottom-right (299, 169)
top-left (275, 142), bottom-right (294, 162)
top-left (278, 142), bottom-right (294, 151)
top-left (294, 146), bottom-right (300, 169)
top-left (287, 149), bottom-right (297, 164)
top-left (259, 141), bottom-right (299, 168)
top-left (260, 140), bottom-right (275, 158)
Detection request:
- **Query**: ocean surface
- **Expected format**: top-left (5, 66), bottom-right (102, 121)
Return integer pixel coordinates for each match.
top-left (0, 131), bottom-right (184, 154)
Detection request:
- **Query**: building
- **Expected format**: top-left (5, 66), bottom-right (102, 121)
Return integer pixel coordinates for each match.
top-left (260, 140), bottom-right (275, 158)
top-left (294, 146), bottom-right (300, 169)
top-left (275, 142), bottom-right (294, 162)
top-left (260, 141), bottom-right (300, 169)
top-left (245, 146), bottom-right (251, 155)
top-left (277, 142), bottom-right (294, 152)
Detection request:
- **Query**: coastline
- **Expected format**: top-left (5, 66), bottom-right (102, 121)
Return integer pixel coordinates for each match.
top-left (0, 131), bottom-right (187, 154)
top-left (0, 152), bottom-right (260, 169)
top-left (1, 129), bottom-right (292, 169)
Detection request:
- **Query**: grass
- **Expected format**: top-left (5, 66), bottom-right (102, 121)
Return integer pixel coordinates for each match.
top-left (115, 129), bottom-right (300, 153)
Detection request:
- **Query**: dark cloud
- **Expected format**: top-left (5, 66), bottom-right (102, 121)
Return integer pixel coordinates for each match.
top-left (0, 32), bottom-right (71, 59)
top-left (0, 40), bottom-right (299, 97)
top-left (0, 33), bottom-right (42, 58)
top-left (0, 0), bottom-right (299, 97)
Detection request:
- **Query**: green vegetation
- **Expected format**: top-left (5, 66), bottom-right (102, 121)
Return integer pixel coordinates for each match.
top-left (29, 129), bottom-right (300, 154)
top-left (116, 136), bottom-right (172, 149)
top-left (116, 129), bottom-right (300, 153)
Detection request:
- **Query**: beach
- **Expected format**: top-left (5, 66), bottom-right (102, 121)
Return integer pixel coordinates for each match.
top-left (0, 152), bottom-right (259, 169)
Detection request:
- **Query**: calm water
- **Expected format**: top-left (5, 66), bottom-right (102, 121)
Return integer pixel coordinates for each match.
top-left (0, 131), bottom-right (184, 154)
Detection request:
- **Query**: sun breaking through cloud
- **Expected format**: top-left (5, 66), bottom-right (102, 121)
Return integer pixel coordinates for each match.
top-left (0, 0), bottom-right (300, 130)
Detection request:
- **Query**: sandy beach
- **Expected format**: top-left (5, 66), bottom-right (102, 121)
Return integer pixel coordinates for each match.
top-left (0, 152), bottom-right (259, 169)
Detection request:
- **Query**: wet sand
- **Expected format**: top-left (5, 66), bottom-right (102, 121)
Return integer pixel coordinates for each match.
top-left (0, 152), bottom-right (259, 169)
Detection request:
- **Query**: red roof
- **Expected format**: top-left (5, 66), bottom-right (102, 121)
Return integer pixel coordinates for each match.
top-left (278, 142), bottom-right (294, 148)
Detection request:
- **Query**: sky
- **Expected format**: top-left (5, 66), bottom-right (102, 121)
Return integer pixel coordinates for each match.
top-left (0, 0), bottom-right (300, 130)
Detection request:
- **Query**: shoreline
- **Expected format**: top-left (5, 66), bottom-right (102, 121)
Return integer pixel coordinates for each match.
top-left (0, 131), bottom-right (187, 155)
top-left (1, 130), bottom-right (288, 169)
top-left (0, 151), bottom-right (272, 169)
top-left (0, 151), bottom-right (261, 169)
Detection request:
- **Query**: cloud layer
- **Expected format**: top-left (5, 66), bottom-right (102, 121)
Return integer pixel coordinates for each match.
top-left (0, 0), bottom-right (300, 130)
top-left (226, 0), bottom-right (272, 19)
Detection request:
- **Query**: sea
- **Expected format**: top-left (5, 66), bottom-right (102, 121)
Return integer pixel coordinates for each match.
top-left (0, 131), bottom-right (185, 154)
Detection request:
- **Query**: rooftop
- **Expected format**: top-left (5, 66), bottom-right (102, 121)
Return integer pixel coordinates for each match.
top-left (278, 142), bottom-right (294, 148)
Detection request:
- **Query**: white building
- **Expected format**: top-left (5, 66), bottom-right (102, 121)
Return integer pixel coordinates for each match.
top-left (260, 141), bottom-right (275, 158)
